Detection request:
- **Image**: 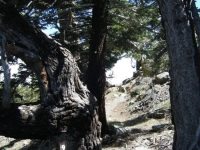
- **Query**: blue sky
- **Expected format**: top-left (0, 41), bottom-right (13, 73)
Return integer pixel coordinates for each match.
top-left (196, 1), bottom-right (200, 8)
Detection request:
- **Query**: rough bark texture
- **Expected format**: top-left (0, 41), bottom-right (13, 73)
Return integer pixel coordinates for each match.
top-left (0, 2), bottom-right (102, 149)
top-left (158, 0), bottom-right (200, 149)
top-left (86, 0), bottom-right (108, 136)
top-left (0, 34), bottom-right (11, 109)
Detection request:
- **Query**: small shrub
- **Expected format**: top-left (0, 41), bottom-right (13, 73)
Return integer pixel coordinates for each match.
top-left (130, 88), bottom-right (140, 97)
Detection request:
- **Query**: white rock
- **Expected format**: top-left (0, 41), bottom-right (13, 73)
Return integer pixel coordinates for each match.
top-left (155, 72), bottom-right (170, 84)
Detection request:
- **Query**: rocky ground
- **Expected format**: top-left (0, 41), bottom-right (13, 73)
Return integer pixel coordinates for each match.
top-left (0, 72), bottom-right (173, 150)
top-left (103, 73), bottom-right (173, 150)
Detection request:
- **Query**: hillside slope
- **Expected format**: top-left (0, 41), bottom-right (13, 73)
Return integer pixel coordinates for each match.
top-left (103, 74), bottom-right (173, 150)
top-left (0, 73), bottom-right (173, 150)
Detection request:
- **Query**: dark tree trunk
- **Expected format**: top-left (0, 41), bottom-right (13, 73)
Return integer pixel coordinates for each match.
top-left (158, 0), bottom-right (200, 149)
top-left (0, 34), bottom-right (11, 109)
top-left (86, 0), bottom-right (108, 136)
top-left (0, 2), bottom-right (102, 149)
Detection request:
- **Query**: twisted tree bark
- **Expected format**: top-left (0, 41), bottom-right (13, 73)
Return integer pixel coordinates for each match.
top-left (0, 1), bottom-right (102, 149)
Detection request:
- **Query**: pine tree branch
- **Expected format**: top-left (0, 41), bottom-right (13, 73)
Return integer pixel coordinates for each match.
top-left (109, 12), bottom-right (159, 33)
top-left (107, 31), bottom-right (141, 51)
top-left (154, 47), bottom-right (167, 62)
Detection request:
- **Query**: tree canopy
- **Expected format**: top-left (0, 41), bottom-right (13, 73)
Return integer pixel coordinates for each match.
top-left (0, 0), bottom-right (168, 106)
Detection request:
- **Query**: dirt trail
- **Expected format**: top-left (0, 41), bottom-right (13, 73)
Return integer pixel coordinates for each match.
top-left (103, 76), bottom-right (173, 150)
top-left (106, 91), bottom-right (132, 122)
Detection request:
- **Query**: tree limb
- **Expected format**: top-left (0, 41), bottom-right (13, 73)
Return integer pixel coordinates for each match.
top-left (154, 47), bottom-right (167, 62)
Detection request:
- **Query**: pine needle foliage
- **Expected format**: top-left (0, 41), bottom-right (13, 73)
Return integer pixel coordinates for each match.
top-left (0, 0), bottom-right (169, 103)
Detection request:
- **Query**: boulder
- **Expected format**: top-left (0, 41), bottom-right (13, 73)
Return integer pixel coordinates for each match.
top-left (154, 72), bottom-right (170, 84)
top-left (152, 124), bottom-right (166, 132)
top-left (122, 77), bottom-right (133, 85)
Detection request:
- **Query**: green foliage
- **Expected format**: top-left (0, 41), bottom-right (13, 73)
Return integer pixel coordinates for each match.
top-left (130, 88), bottom-right (146, 97)
top-left (0, 60), bottom-right (40, 104)
top-left (131, 88), bottom-right (141, 97)
top-left (107, 0), bottom-right (168, 74)
top-left (13, 84), bottom-right (39, 103)
top-left (14, 0), bottom-right (168, 74)
top-left (11, 62), bottom-right (40, 103)
top-left (0, 0), bottom-right (170, 104)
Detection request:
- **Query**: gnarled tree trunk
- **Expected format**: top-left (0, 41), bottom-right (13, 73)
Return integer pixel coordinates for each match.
top-left (158, 0), bottom-right (200, 149)
top-left (0, 2), bottom-right (102, 149)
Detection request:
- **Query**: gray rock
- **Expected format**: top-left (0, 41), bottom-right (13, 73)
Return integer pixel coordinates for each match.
top-left (122, 78), bottom-right (133, 85)
top-left (154, 72), bottom-right (170, 84)
top-left (108, 125), bottom-right (128, 136)
top-left (152, 124), bottom-right (166, 132)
